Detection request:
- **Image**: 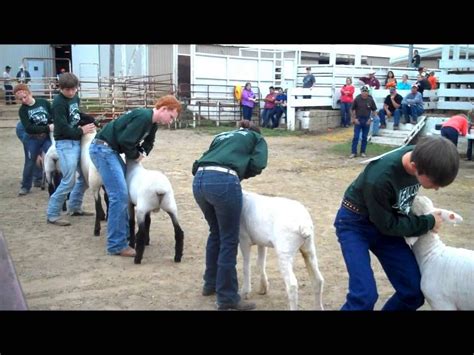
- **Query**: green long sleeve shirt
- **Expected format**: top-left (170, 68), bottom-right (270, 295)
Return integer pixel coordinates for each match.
top-left (192, 128), bottom-right (268, 180)
top-left (344, 145), bottom-right (435, 237)
top-left (52, 93), bottom-right (83, 141)
top-left (95, 108), bottom-right (158, 160)
top-left (19, 98), bottom-right (52, 135)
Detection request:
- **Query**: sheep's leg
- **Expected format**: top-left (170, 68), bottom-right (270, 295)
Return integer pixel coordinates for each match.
top-left (300, 239), bottom-right (324, 310)
top-left (239, 238), bottom-right (252, 299)
top-left (257, 245), bottom-right (269, 295)
top-left (93, 189), bottom-right (105, 236)
top-left (277, 254), bottom-right (298, 310)
top-left (134, 209), bottom-right (147, 265)
top-left (128, 203), bottom-right (136, 248)
top-left (144, 213), bottom-right (151, 246)
top-left (167, 212), bottom-right (184, 263)
top-left (103, 187), bottom-right (109, 220)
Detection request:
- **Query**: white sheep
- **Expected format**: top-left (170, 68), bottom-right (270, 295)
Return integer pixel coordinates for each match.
top-left (407, 196), bottom-right (473, 310)
top-left (126, 159), bottom-right (184, 265)
top-left (239, 191), bottom-right (324, 310)
top-left (80, 131), bottom-right (107, 236)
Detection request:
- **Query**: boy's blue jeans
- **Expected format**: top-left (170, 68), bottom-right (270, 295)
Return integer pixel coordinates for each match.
top-left (334, 205), bottom-right (424, 310)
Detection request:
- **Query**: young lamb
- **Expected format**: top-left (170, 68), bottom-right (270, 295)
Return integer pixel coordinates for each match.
top-left (407, 195), bottom-right (473, 310)
top-left (80, 130), bottom-right (108, 236)
top-left (126, 159), bottom-right (184, 265)
top-left (239, 191), bottom-right (324, 310)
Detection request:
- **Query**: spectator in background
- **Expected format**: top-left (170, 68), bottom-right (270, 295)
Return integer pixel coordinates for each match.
top-left (374, 87), bottom-right (403, 133)
top-left (440, 114), bottom-right (469, 147)
top-left (384, 71), bottom-right (397, 89)
top-left (261, 86), bottom-right (277, 128)
top-left (241, 82), bottom-right (257, 121)
top-left (302, 66), bottom-right (316, 99)
top-left (412, 50), bottom-right (421, 68)
top-left (397, 74), bottom-right (411, 90)
top-left (359, 71), bottom-right (380, 89)
top-left (349, 85), bottom-right (377, 158)
top-left (466, 121), bottom-right (473, 161)
top-left (340, 77), bottom-right (354, 128)
top-left (427, 71), bottom-right (438, 90)
top-left (273, 88), bottom-right (287, 128)
top-left (16, 65), bottom-right (31, 84)
top-left (401, 84), bottom-right (424, 124)
top-left (3, 65), bottom-right (15, 104)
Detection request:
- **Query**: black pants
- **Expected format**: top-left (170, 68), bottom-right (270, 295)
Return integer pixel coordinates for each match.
top-left (4, 85), bottom-right (14, 103)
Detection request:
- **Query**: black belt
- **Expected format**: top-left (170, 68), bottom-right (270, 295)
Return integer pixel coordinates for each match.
top-left (29, 133), bottom-right (48, 139)
top-left (92, 138), bottom-right (109, 147)
top-left (342, 198), bottom-right (362, 214)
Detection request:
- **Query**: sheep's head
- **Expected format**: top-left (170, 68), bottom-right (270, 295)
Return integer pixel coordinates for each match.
top-left (412, 196), bottom-right (463, 224)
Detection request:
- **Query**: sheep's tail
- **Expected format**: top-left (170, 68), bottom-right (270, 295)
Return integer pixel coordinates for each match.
top-left (299, 223), bottom-right (313, 240)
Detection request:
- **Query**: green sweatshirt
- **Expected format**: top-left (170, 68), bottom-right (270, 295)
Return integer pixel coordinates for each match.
top-left (95, 108), bottom-right (157, 160)
top-left (52, 93), bottom-right (83, 141)
top-left (344, 145), bottom-right (435, 237)
top-left (192, 128), bottom-right (268, 180)
top-left (19, 98), bottom-right (52, 134)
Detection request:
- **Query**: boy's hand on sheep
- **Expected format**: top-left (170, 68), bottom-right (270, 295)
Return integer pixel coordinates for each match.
top-left (431, 211), bottom-right (443, 233)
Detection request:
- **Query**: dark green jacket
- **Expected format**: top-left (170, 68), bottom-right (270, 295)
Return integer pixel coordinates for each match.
top-left (344, 145), bottom-right (435, 237)
top-left (96, 108), bottom-right (157, 160)
top-left (19, 98), bottom-right (52, 134)
top-left (52, 93), bottom-right (83, 140)
top-left (192, 128), bottom-right (268, 180)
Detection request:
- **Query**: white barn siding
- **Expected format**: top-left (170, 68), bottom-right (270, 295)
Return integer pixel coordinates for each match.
top-left (0, 44), bottom-right (55, 76)
top-left (148, 45), bottom-right (173, 77)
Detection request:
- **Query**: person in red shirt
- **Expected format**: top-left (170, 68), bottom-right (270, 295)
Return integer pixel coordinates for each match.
top-left (427, 72), bottom-right (438, 91)
top-left (340, 77), bottom-right (355, 127)
top-left (440, 114), bottom-right (469, 146)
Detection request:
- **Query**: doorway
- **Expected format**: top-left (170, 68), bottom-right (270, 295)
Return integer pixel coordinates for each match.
top-left (178, 55), bottom-right (191, 101)
top-left (53, 45), bottom-right (72, 75)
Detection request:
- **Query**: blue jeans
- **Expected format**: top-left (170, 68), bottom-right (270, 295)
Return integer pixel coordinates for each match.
top-left (47, 140), bottom-right (86, 220)
top-left (4, 84), bottom-right (14, 103)
top-left (378, 108), bottom-right (402, 127)
top-left (340, 102), bottom-right (351, 127)
top-left (467, 137), bottom-right (473, 160)
top-left (440, 126), bottom-right (459, 147)
top-left (401, 105), bottom-right (424, 123)
top-left (351, 116), bottom-right (370, 154)
top-left (334, 206), bottom-right (424, 310)
top-left (242, 105), bottom-right (253, 120)
top-left (16, 121), bottom-right (43, 185)
top-left (192, 170), bottom-right (242, 306)
top-left (262, 108), bottom-right (275, 127)
top-left (21, 135), bottom-right (51, 191)
top-left (89, 143), bottom-right (129, 254)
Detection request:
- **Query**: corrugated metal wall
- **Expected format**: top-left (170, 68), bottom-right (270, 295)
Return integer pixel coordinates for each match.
top-left (148, 45), bottom-right (173, 77)
top-left (0, 45), bottom-right (55, 76)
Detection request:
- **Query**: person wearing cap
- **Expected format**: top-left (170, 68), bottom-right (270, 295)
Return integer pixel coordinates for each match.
top-left (358, 71), bottom-right (380, 89)
top-left (401, 84), bottom-right (424, 124)
top-left (302, 66), bottom-right (316, 101)
top-left (374, 87), bottom-right (403, 133)
top-left (3, 65), bottom-right (15, 104)
top-left (192, 120), bottom-right (267, 310)
top-left (16, 65), bottom-right (31, 84)
top-left (349, 86), bottom-right (377, 158)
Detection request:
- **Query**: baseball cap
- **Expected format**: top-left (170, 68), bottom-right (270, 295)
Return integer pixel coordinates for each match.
top-left (361, 85), bottom-right (369, 92)
top-left (411, 83), bottom-right (419, 89)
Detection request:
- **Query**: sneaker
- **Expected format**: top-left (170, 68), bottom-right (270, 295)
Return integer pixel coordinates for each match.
top-left (217, 300), bottom-right (256, 311)
top-left (33, 181), bottom-right (42, 188)
top-left (393, 125), bottom-right (399, 130)
top-left (349, 153), bottom-right (356, 159)
top-left (18, 188), bottom-right (29, 196)
top-left (117, 246), bottom-right (136, 257)
top-left (202, 287), bottom-right (216, 296)
top-left (69, 210), bottom-right (94, 216)
top-left (47, 217), bottom-right (71, 226)
top-left (361, 153), bottom-right (367, 158)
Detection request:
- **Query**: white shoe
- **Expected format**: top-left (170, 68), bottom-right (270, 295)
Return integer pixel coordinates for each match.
top-left (349, 154), bottom-right (356, 159)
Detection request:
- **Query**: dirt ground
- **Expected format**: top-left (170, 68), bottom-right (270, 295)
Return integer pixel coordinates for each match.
top-left (1, 127), bottom-right (473, 310)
